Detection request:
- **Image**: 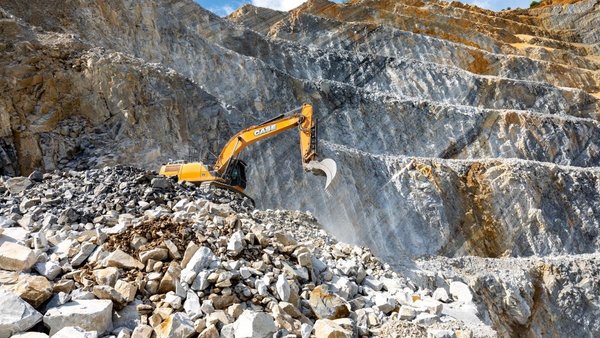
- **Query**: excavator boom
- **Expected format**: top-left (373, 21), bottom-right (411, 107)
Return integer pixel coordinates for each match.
top-left (159, 104), bottom-right (337, 192)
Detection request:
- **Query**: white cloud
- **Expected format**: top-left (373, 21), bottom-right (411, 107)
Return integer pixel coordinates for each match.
top-left (210, 4), bottom-right (236, 16)
top-left (251, 0), bottom-right (308, 11)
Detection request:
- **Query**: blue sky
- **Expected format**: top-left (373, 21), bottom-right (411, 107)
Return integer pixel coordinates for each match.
top-left (195, 0), bottom-right (533, 16)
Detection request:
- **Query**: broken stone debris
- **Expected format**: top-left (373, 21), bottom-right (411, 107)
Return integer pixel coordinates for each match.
top-left (0, 167), bottom-right (478, 337)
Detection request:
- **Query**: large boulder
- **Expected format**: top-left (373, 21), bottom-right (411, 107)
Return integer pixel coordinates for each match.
top-left (5, 177), bottom-right (32, 195)
top-left (43, 300), bottom-right (113, 335)
top-left (0, 291), bottom-right (42, 338)
top-left (15, 275), bottom-right (54, 308)
top-left (309, 285), bottom-right (351, 320)
top-left (233, 310), bottom-right (276, 338)
top-left (0, 242), bottom-right (37, 271)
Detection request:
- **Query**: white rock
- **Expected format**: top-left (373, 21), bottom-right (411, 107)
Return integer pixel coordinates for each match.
top-left (182, 247), bottom-right (219, 273)
top-left (275, 275), bottom-right (291, 302)
top-left (9, 332), bottom-right (49, 338)
top-left (374, 292), bottom-right (397, 314)
top-left (191, 270), bottom-right (211, 291)
top-left (0, 227), bottom-right (29, 246)
top-left (362, 276), bottom-right (383, 291)
top-left (427, 329), bottom-right (456, 338)
top-left (183, 290), bottom-right (202, 320)
top-left (164, 293), bottom-right (183, 310)
top-left (227, 230), bottom-right (244, 255)
top-left (380, 277), bottom-right (405, 293)
top-left (154, 313), bottom-right (195, 338)
top-left (433, 288), bottom-right (450, 303)
top-left (43, 300), bottom-right (113, 336)
top-left (0, 242), bottom-right (36, 271)
top-left (0, 291), bottom-right (42, 338)
top-left (449, 281), bottom-right (473, 303)
top-left (52, 326), bottom-right (98, 338)
top-left (233, 310), bottom-right (276, 338)
top-left (414, 299), bottom-right (443, 315)
top-left (333, 276), bottom-right (358, 300)
top-left (413, 313), bottom-right (439, 326)
top-left (255, 278), bottom-right (269, 297)
top-left (337, 259), bottom-right (357, 276)
top-left (34, 260), bottom-right (62, 280)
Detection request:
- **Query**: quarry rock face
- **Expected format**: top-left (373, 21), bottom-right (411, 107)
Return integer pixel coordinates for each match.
top-left (1, 0), bottom-right (600, 336)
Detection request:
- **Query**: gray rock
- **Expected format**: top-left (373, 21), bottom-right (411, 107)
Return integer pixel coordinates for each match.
top-left (0, 291), bottom-right (42, 338)
top-left (113, 300), bottom-right (143, 330)
top-left (362, 277), bottom-right (384, 291)
top-left (151, 178), bottom-right (172, 190)
top-left (233, 310), bottom-right (276, 338)
top-left (43, 300), bottom-right (113, 335)
top-left (398, 306), bottom-right (417, 321)
top-left (5, 177), bottom-right (32, 195)
top-left (71, 242), bottom-right (97, 267)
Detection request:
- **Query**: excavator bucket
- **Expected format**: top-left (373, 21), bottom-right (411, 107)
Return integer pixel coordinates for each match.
top-left (305, 158), bottom-right (337, 189)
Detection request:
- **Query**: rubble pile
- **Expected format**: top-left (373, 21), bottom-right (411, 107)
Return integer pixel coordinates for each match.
top-left (0, 168), bottom-right (488, 337)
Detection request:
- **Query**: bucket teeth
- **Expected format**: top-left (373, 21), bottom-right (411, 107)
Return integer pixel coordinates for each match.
top-left (305, 158), bottom-right (337, 189)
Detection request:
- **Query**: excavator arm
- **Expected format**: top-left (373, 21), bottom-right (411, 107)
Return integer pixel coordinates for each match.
top-left (213, 104), bottom-right (337, 188)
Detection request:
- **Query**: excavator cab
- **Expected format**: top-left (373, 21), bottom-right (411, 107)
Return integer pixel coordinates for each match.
top-left (224, 159), bottom-right (248, 190)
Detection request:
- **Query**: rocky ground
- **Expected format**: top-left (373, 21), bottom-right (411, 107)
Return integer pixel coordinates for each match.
top-left (0, 168), bottom-right (495, 337)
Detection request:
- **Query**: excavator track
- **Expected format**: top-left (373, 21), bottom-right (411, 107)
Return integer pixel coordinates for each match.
top-left (199, 181), bottom-right (256, 209)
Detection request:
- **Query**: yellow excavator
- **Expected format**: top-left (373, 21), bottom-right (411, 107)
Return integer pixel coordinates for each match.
top-left (159, 103), bottom-right (337, 195)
